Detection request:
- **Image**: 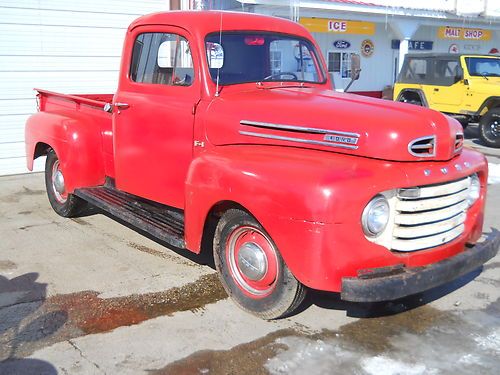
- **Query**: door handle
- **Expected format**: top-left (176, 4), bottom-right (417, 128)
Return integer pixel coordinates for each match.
top-left (433, 88), bottom-right (439, 92)
top-left (114, 102), bottom-right (130, 110)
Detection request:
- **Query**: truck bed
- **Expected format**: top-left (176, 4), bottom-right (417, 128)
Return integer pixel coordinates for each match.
top-left (34, 89), bottom-right (115, 178)
top-left (36, 89), bottom-right (113, 112)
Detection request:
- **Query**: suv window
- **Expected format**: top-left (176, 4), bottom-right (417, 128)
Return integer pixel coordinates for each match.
top-left (398, 57), bottom-right (461, 86)
top-left (130, 33), bottom-right (194, 86)
top-left (399, 58), bottom-right (429, 83)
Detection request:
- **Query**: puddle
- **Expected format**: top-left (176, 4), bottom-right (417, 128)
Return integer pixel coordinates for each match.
top-left (151, 329), bottom-right (296, 375)
top-left (51, 273), bottom-right (226, 335)
top-left (1, 273), bottom-right (227, 358)
top-left (153, 300), bottom-right (499, 375)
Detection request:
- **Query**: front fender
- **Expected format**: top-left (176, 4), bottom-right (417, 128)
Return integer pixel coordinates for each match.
top-left (183, 145), bottom-right (487, 292)
top-left (25, 111), bottom-right (105, 192)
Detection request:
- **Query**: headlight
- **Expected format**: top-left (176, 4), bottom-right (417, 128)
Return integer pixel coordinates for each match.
top-left (467, 173), bottom-right (480, 207)
top-left (362, 195), bottom-right (390, 237)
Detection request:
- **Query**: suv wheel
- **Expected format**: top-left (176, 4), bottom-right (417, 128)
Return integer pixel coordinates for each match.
top-left (479, 109), bottom-right (500, 148)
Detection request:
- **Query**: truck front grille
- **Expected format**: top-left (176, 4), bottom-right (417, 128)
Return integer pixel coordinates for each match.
top-left (391, 177), bottom-right (471, 252)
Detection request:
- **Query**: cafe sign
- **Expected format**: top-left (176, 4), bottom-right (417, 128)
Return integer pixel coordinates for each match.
top-left (438, 26), bottom-right (491, 41)
top-left (300, 18), bottom-right (375, 35)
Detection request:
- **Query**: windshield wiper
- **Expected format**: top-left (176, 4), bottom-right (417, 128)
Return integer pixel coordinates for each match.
top-left (479, 73), bottom-right (489, 80)
top-left (256, 81), bottom-right (313, 89)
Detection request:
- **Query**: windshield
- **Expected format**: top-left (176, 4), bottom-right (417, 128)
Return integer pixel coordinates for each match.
top-left (205, 32), bottom-right (326, 85)
top-left (465, 57), bottom-right (500, 77)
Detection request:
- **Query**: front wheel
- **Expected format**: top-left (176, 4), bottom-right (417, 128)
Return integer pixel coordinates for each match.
top-left (45, 149), bottom-right (87, 217)
top-left (479, 109), bottom-right (500, 148)
top-left (213, 209), bottom-right (306, 319)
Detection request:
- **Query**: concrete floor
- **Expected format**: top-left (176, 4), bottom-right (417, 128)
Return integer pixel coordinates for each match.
top-left (1, 128), bottom-right (499, 375)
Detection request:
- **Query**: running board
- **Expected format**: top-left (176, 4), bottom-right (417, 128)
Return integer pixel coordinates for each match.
top-left (74, 185), bottom-right (185, 249)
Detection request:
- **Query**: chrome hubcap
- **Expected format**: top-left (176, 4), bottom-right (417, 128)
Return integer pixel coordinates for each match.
top-left (51, 160), bottom-right (67, 204)
top-left (226, 226), bottom-right (279, 297)
top-left (237, 242), bottom-right (268, 281)
top-left (54, 170), bottom-right (65, 195)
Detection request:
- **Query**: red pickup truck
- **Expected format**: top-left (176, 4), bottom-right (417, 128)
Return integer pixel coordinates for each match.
top-left (25, 11), bottom-right (499, 319)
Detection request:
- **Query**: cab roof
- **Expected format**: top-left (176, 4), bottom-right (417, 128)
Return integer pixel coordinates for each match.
top-left (128, 11), bottom-right (311, 39)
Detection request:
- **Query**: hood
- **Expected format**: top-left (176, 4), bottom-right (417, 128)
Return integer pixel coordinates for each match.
top-left (470, 77), bottom-right (500, 95)
top-left (204, 86), bottom-right (464, 162)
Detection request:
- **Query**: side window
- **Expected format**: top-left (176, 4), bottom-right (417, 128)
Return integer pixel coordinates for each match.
top-left (130, 32), bottom-right (194, 86)
top-left (433, 59), bottom-right (459, 86)
top-left (399, 58), bottom-right (428, 84)
top-left (328, 52), bottom-right (354, 78)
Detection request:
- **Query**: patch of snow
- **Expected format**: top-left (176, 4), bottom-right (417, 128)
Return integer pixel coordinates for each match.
top-left (361, 356), bottom-right (431, 375)
top-left (474, 329), bottom-right (500, 353)
top-left (458, 353), bottom-right (481, 365)
top-left (265, 336), bottom-right (358, 375)
top-left (488, 163), bottom-right (500, 185)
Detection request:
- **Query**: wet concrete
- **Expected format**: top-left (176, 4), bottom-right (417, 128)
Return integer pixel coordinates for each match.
top-left (154, 299), bottom-right (500, 375)
top-left (0, 273), bottom-right (227, 360)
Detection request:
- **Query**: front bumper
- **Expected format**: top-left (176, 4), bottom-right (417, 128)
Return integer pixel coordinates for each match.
top-left (341, 229), bottom-right (500, 302)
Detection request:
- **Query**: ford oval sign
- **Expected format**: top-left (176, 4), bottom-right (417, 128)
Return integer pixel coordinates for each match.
top-left (333, 40), bottom-right (351, 49)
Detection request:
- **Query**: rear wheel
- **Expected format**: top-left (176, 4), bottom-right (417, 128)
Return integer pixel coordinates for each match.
top-left (45, 149), bottom-right (86, 217)
top-left (479, 109), bottom-right (500, 148)
top-left (213, 209), bottom-right (306, 319)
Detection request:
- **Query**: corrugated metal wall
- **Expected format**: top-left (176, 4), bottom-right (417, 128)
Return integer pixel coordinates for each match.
top-left (0, 0), bottom-right (169, 175)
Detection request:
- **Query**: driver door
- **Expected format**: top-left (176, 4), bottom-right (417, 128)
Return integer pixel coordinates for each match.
top-left (113, 27), bottom-right (200, 209)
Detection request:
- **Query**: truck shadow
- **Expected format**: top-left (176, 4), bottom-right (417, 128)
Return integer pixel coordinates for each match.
top-left (0, 272), bottom-right (66, 375)
top-left (99, 210), bottom-right (217, 269)
top-left (303, 267), bottom-right (482, 319)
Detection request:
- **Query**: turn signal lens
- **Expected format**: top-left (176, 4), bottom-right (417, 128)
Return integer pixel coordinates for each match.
top-left (467, 173), bottom-right (480, 207)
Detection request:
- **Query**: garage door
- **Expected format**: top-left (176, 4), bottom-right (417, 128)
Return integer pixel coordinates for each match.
top-left (0, 0), bottom-right (169, 175)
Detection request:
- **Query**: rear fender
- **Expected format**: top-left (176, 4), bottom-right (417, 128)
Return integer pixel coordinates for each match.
top-left (25, 111), bottom-right (105, 192)
top-left (396, 89), bottom-right (429, 107)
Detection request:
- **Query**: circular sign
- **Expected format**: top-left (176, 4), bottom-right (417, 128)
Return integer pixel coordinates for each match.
top-left (449, 43), bottom-right (460, 53)
top-left (361, 39), bottom-right (374, 57)
top-left (333, 40), bottom-right (351, 49)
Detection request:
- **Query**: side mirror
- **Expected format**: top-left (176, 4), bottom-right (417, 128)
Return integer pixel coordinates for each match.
top-left (158, 40), bottom-right (176, 68)
top-left (350, 53), bottom-right (361, 81)
top-left (344, 53), bottom-right (361, 92)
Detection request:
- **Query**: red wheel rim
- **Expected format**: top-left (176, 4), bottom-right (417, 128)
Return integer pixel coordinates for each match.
top-left (225, 226), bottom-right (279, 298)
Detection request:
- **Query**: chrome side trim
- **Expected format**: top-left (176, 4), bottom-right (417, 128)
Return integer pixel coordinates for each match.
top-left (240, 120), bottom-right (361, 138)
top-left (239, 131), bottom-right (359, 150)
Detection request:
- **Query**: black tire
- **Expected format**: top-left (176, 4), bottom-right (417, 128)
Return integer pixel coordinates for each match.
top-left (45, 149), bottom-right (87, 217)
top-left (398, 91), bottom-right (424, 107)
top-left (479, 109), bottom-right (500, 148)
top-left (213, 209), bottom-right (306, 319)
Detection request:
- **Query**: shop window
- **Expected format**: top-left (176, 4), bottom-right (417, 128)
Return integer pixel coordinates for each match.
top-left (130, 32), bottom-right (194, 86)
top-left (328, 52), bottom-right (354, 78)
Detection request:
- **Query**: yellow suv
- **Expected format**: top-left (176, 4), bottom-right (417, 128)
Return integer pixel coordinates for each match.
top-left (394, 54), bottom-right (500, 148)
